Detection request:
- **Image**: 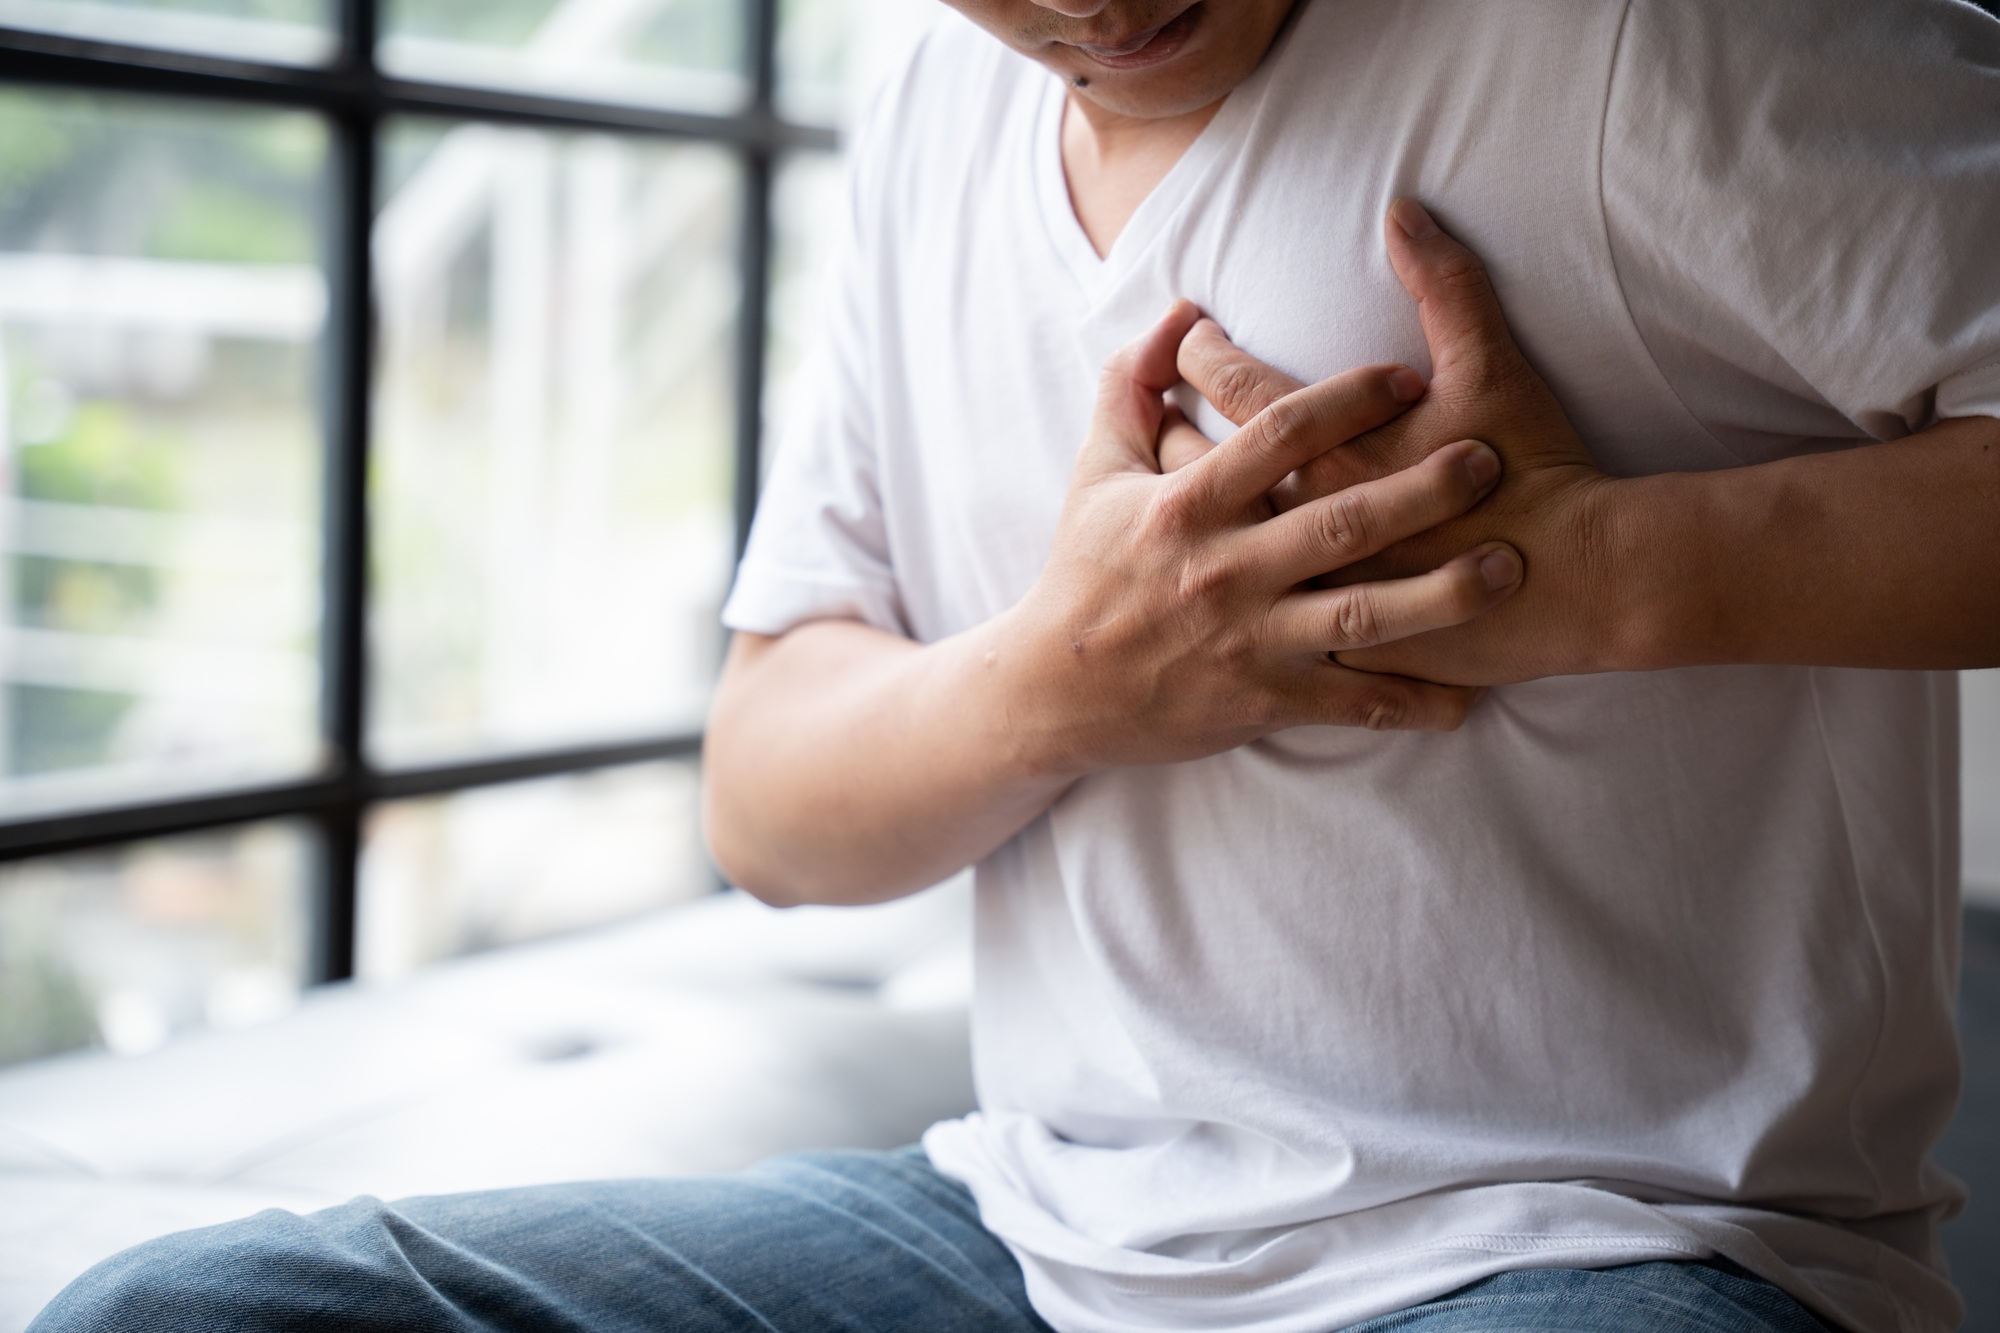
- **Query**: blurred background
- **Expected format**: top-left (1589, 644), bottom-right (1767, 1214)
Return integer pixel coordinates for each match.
top-left (0, 0), bottom-right (1995, 1327)
top-left (0, 0), bottom-right (937, 1063)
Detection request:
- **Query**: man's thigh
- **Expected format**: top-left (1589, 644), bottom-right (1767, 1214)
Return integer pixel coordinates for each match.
top-left (28, 1146), bottom-right (1054, 1333)
top-left (1349, 1260), bottom-right (1832, 1333)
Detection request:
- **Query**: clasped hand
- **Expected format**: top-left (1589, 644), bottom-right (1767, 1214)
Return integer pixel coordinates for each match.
top-left (1015, 199), bottom-right (1613, 773)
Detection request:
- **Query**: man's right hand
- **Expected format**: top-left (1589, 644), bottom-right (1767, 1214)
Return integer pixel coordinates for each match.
top-left (1002, 300), bottom-right (1524, 775)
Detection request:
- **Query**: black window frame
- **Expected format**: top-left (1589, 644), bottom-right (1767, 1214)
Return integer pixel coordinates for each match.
top-left (0, 0), bottom-right (833, 982)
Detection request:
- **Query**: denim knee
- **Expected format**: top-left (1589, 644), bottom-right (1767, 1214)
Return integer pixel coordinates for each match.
top-left (30, 1200), bottom-right (449, 1333)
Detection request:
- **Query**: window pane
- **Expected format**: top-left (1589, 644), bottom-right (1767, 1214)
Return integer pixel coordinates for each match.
top-left (0, 88), bottom-right (328, 819)
top-left (776, 0), bottom-right (937, 128)
top-left (358, 760), bottom-right (709, 981)
top-left (0, 821), bottom-right (313, 1067)
top-left (370, 122), bottom-right (737, 765)
top-left (379, 0), bottom-right (745, 114)
top-left (0, 0), bottom-right (335, 65)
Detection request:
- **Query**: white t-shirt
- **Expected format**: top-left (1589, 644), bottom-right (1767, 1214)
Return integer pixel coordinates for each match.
top-left (721, 2), bottom-right (2000, 1330)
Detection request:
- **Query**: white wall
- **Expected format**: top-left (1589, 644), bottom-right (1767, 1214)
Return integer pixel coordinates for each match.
top-left (1966, 669), bottom-right (2000, 906)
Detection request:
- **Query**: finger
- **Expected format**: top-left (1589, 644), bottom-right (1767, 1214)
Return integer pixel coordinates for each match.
top-left (1385, 199), bottom-right (1527, 391)
top-left (1245, 439), bottom-right (1502, 587)
top-left (1286, 665), bottom-right (1477, 733)
top-left (1264, 541), bottom-right (1523, 655)
top-left (1156, 406), bottom-right (1216, 473)
top-left (1177, 318), bottom-right (1310, 427)
top-left (1176, 362), bottom-right (1427, 518)
top-left (1077, 300), bottom-right (1206, 478)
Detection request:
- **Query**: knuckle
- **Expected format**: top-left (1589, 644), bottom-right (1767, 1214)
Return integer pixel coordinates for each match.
top-left (1329, 589), bottom-right (1381, 650)
top-left (1222, 627), bottom-right (1264, 674)
top-left (1148, 475), bottom-right (1206, 534)
top-left (1172, 550), bottom-right (1233, 609)
top-left (1251, 394), bottom-right (1312, 462)
top-left (1311, 493), bottom-right (1374, 566)
top-left (1207, 360), bottom-right (1264, 419)
top-left (1351, 687), bottom-right (1408, 731)
top-left (1258, 684), bottom-right (1299, 731)
top-left (1235, 684), bottom-right (1288, 735)
top-left (1436, 247), bottom-right (1493, 298)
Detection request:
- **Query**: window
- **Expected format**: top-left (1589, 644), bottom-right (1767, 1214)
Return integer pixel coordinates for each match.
top-left (0, 0), bottom-right (928, 1064)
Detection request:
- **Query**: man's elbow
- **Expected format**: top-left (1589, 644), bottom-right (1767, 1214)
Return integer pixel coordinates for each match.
top-left (701, 771), bottom-right (897, 909)
top-left (700, 773), bottom-right (807, 909)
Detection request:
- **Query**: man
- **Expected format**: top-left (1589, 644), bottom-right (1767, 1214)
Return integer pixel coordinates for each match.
top-left (33, 0), bottom-right (2000, 1330)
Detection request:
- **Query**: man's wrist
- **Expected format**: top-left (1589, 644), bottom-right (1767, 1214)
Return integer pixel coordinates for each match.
top-left (1586, 471), bottom-right (1737, 674)
top-left (958, 600), bottom-right (1107, 786)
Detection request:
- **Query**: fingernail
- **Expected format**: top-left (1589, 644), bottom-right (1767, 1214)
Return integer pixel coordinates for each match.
top-left (1388, 366), bottom-right (1427, 403)
top-left (1391, 197), bottom-right (1440, 240)
top-left (1461, 442), bottom-right (1500, 491)
top-left (1478, 544), bottom-right (1522, 591)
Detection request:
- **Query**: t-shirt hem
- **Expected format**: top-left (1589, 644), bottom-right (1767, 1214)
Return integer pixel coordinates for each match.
top-left (1092, 1232), bottom-right (1710, 1298)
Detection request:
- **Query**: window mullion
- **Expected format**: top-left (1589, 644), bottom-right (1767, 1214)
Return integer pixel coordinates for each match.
top-left (342, 0), bottom-right (378, 78)
top-left (733, 0), bottom-right (781, 561)
top-left (313, 0), bottom-right (379, 981)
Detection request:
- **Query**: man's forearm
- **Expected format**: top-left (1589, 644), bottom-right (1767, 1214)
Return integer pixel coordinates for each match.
top-left (1609, 414), bottom-right (2000, 672)
top-left (704, 617), bottom-right (1077, 907)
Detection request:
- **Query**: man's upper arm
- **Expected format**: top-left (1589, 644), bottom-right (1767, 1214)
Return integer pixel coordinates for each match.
top-left (720, 64), bottom-right (915, 643)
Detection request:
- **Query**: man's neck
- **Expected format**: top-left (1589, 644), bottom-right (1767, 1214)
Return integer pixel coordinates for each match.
top-left (1061, 90), bottom-right (1225, 259)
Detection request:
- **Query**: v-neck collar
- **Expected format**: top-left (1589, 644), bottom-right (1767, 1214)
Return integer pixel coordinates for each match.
top-left (1032, 69), bottom-right (1253, 302)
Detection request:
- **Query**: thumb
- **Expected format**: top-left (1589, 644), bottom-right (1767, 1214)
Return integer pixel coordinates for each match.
top-left (1384, 199), bottom-right (1524, 390)
top-left (1078, 300), bottom-right (1204, 477)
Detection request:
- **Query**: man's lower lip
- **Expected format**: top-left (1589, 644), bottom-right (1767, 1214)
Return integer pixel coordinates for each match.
top-left (1073, 8), bottom-right (1199, 70)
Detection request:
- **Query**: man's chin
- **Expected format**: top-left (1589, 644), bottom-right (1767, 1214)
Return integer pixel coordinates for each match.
top-left (1062, 61), bottom-right (1237, 121)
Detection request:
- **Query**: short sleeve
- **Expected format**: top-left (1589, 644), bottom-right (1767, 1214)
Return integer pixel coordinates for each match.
top-left (720, 80), bottom-right (910, 639)
top-left (1603, 0), bottom-right (2000, 458)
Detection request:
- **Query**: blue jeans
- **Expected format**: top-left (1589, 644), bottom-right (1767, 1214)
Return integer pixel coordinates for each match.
top-left (31, 1146), bottom-right (1830, 1333)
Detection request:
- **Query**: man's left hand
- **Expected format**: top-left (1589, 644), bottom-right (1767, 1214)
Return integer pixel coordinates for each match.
top-left (1172, 200), bottom-right (1630, 686)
